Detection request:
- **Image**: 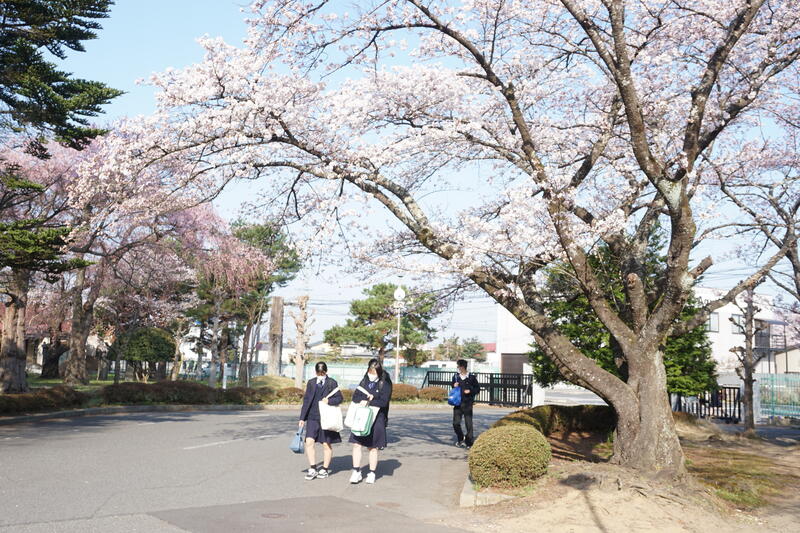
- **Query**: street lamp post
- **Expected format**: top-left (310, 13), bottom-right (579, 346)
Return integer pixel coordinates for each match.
top-left (393, 286), bottom-right (406, 384)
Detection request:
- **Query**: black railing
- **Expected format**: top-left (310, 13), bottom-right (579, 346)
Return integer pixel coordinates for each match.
top-left (424, 370), bottom-right (535, 407)
top-left (672, 386), bottom-right (741, 423)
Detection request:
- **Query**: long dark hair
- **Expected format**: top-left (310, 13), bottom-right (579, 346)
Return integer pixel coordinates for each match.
top-left (363, 358), bottom-right (390, 384)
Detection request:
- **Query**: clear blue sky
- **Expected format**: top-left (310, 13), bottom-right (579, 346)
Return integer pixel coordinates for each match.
top-left (61, 0), bottom-right (499, 345)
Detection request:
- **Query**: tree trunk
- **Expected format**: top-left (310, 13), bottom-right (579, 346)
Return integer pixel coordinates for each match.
top-left (238, 322), bottom-right (253, 384)
top-left (377, 345), bottom-right (385, 364)
top-left (740, 288), bottom-right (759, 434)
top-left (113, 346), bottom-right (122, 384)
top-left (0, 269), bottom-right (31, 393)
top-left (291, 295), bottom-right (310, 388)
top-left (98, 357), bottom-right (109, 381)
top-left (610, 349), bottom-right (685, 473)
top-left (193, 322), bottom-right (205, 379)
top-left (133, 361), bottom-right (147, 382)
top-left (218, 325), bottom-right (229, 387)
top-left (63, 267), bottom-right (96, 386)
top-left (207, 299), bottom-right (221, 388)
top-left (170, 326), bottom-right (185, 381)
top-left (41, 335), bottom-right (67, 379)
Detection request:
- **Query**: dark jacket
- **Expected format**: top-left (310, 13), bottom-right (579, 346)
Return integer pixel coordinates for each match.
top-left (452, 372), bottom-right (480, 408)
top-left (300, 377), bottom-right (344, 421)
top-left (352, 373), bottom-right (392, 423)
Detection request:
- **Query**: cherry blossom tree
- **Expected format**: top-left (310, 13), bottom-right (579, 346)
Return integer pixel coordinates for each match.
top-left (189, 211), bottom-right (275, 387)
top-left (102, 0), bottom-right (800, 475)
top-left (95, 238), bottom-right (199, 383)
top-left (60, 138), bottom-right (209, 386)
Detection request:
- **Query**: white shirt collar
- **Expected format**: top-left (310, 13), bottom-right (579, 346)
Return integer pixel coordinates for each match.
top-left (316, 376), bottom-right (326, 385)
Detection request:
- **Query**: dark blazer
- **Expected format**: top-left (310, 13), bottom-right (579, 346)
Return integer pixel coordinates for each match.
top-left (300, 377), bottom-right (344, 421)
top-left (352, 373), bottom-right (393, 421)
top-left (452, 372), bottom-right (480, 407)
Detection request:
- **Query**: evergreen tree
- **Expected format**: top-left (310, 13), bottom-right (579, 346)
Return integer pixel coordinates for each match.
top-left (529, 228), bottom-right (717, 396)
top-left (0, 0), bottom-right (121, 149)
top-left (324, 284), bottom-right (437, 361)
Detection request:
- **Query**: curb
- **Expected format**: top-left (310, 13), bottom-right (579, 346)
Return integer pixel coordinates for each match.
top-left (459, 475), bottom-right (515, 507)
top-left (0, 402), bottom-right (456, 426)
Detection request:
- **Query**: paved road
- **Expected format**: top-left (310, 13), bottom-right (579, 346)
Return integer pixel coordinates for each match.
top-left (0, 406), bottom-right (512, 532)
top-left (544, 388), bottom-right (606, 406)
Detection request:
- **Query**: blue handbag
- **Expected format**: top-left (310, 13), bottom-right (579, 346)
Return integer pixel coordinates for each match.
top-left (290, 427), bottom-right (305, 454)
top-left (448, 387), bottom-right (462, 407)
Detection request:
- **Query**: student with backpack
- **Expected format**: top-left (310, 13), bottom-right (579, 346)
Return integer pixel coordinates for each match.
top-left (299, 361), bottom-right (344, 480)
top-left (451, 359), bottom-right (480, 448)
top-left (348, 358), bottom-right (392, 484)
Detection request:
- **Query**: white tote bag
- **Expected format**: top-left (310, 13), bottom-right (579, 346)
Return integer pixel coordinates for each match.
top-left (344, 386), bottom-right (379, 433)
top-left (319, 387), bottom-right (344, 432)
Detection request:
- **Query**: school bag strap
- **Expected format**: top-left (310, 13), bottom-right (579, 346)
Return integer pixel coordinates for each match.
top-left (324, 387), bottom-right (340, 399)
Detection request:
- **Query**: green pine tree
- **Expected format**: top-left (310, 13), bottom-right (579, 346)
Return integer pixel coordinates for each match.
top-left (0, 0), bottom-right (122, 149)
top-left (324, 284), bottom-right (437, 361)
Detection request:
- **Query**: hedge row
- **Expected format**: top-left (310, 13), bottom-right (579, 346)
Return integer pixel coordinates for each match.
top-left (1, 381), bottom-right (450, 417)
top-left (0, 386), bottom-right (88, 415)
top-left (101, 381), bottom-right (284, 405)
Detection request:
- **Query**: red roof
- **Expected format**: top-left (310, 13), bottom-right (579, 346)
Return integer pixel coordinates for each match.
top-left (482, 343), bottom-right (496, 352)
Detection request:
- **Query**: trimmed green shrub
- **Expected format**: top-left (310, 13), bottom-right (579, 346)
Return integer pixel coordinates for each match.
top-left (492, 405), bottom-right (616, 436)
top-left (154, 381), bottom-right (222, 403)
top-left (0, 386), bottom-right (88, 415)
top-left (276, 387), bottom-right (305, 402)
top-left (101, 382), bottom-right (153, 404)
top-left (469, 424), bottom-right (551, 488)
top-left (223, 387), bottom-right (274, 404)
top-left (101, 381), bottom-right (221, 405)
top-left (391, 383), bottom-right (418, 401)
top-left (419, 386), bottom-right (447, 402)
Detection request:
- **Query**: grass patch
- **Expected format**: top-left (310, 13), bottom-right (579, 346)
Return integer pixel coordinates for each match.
top-left (28, 376), bottom-right (113, 393)
top-left (248, 375), bottom-right (296, 391)
top-left (684, 444), bottom-right (800, 510)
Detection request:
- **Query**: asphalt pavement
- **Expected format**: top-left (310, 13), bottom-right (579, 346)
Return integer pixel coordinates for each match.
top-left (0, 406), bottom-right (512, 532)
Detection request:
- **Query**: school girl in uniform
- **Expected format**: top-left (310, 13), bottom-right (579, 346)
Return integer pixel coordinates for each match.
top-left (299, 361), bottom-right (344, 480)
top-left (349, 358), bottom-right (392, 484)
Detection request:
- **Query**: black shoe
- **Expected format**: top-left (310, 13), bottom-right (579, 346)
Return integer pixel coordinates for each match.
top-left (454, 440), bottom-right (465, 448)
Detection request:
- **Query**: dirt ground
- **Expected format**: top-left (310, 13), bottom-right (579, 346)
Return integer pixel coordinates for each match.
top-left (461, 421), bottom-right (800, 533)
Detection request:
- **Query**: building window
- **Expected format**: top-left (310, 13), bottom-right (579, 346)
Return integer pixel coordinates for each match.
top-left (705, 312), bottom-right (719, 333)
top-left (731, 314), bottom-right (744, 334)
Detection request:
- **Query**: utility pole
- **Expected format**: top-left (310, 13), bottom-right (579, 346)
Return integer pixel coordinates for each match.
top-left (289, 295), bottom-right (313, 387)
top-left (268, 296), bottom-right (284, 375)
top-left (392, 287), bottom-right (406, 384)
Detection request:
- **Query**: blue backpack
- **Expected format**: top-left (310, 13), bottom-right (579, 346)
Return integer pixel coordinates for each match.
top-left (448, 387), bottom-right (462, 407)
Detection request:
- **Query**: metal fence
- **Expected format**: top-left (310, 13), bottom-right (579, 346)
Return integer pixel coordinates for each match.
top-left (171, 361), bottom-right (428, 388)
top-left (672, 387), bottom-right (741, 423)
top-left (423, 370), bottom-right (535, 407)
top-left (759, 373), bottom-right (800, 418)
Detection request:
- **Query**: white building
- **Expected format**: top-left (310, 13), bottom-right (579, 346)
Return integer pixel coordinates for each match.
top-left (495, 306), bottom-right (536, 373)
top-left (495, 287), bottom-right (794, 376)
top-left (694, 287), bottom-right (788, 374)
